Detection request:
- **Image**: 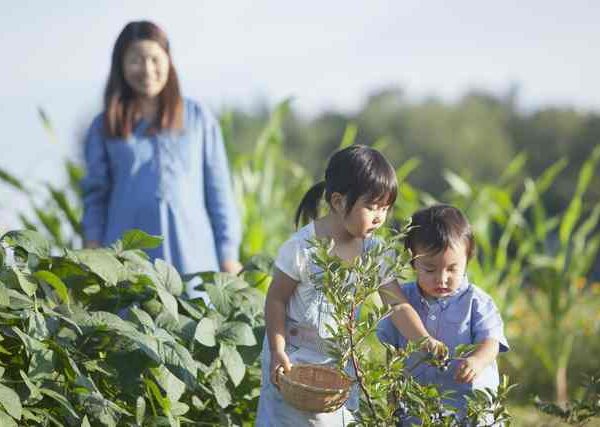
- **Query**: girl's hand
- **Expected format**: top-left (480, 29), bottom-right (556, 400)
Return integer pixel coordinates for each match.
top-left (454, 356), bottom-right (485, 384)
top-left (270, 350), bottom-right (292, 386)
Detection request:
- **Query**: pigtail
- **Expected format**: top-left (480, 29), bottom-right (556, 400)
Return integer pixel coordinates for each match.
top-left (294, 181), bottom-right (326, 229)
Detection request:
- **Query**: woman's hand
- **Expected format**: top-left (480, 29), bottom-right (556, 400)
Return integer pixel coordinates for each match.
top-left (221, 259), bottom-right (243, 275)
top-left (270, 350), bottom-right (292, 387)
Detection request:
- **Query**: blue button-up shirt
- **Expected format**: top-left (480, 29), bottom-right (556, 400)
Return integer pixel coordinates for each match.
top-left (377, 278), bottom-right (509, 414)
top-left (81, 99), bottom-right (241, 287)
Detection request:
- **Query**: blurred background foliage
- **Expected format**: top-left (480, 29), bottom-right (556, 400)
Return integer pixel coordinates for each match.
top-left (1, 86), bottom-right (599, 425)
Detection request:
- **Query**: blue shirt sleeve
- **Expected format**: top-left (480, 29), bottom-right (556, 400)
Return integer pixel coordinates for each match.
top-left (80, 116), bottom-right (110, 243)
top-left (471, 291), bottom-right (510, 352)
top-left (201, 106), bottom-right (242, 264)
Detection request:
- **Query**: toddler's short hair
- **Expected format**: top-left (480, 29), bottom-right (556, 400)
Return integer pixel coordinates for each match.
top-left (405, 204), bottom-right (475, 261)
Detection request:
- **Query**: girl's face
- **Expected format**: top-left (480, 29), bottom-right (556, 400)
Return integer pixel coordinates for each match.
top-left (413, 242), bottom-right (468, 298)
top-left (341, 195), bottom-right (391, 239)
top-left (123, 40), bottom-right (170, 98)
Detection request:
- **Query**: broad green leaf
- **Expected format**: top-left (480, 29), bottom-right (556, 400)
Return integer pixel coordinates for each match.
top-left (151, 365), bottom-right (186, 402)
top-left (155, 286), bottom-right (179, 322)
top-left (129, 306), bottom-right (156, 332)
top-left (144, 377), bottom-right (170, 413)
top-left (136, 396), bottom-right (146, 427)
top-left (204, 273), bottom-right (248, 316)
top-left (80, 391), bottom-right (128, 426)
top-left (34, 270), bottom-right (69, 304)
top-left (209, 369), bottom-right (232, 408)
top-left (0, 383), bottom-right (22, 420)
top-left (0, 286), bottom-right (9, 307)
top-left (194, 318), bottom-right (216, 347)
top-left (177, 298), bottom-right (205, 321)
top-left (0, 246), bottom-right (4, 268)
top-left (154, 259), bottom-right (183, 297)
top-left (0, 268), bottom-right (37, 298)
top-left (218, 321), bottom-right (257, 347)
top-left (0, 229), bottom-right (50, 258)
top-left (160, 341), bottom-right (198, 390)
top-left (0, 409), bottom-right (17, 427)
top-left (21, 408), bottom-right (44, 423)
top-left (121, 229), bottom-right (163, 251)
top-left (171, 402), bottom-right (189, 416)
top-left (81, 415), bottom-right (91, 427)
top-left (40, 303), bottom-right (82, 335)
top-left (28, 311), bottom-right (49, 340)
top-left (220, 343), bottom-right (245, 387)
top-left (40, 387), bottom-right (79, 419)
top-left (67, 249), bottom-right (124, 286)
top-left (74, 311), bottom-right (160, 362)
top-left (20, 371), bottom-right (42, 403)
top-left (204, 283), bottom-right (231, 316)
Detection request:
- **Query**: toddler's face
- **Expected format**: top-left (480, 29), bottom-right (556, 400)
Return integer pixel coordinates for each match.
top-left (413, 242), bottom-right (468, 298)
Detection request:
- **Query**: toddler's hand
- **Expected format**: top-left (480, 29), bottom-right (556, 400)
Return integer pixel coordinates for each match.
top-left (422, 337), bottom-right (449, 360)
top-left (454, 356), bottom-right (485, 384)
top-left (270, 350), bottom-right (292, 386)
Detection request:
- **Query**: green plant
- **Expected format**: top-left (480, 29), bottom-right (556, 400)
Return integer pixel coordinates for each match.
top-left (518, 145), bottom-right (600, 404)
top-left (308, 229), bottom-right (514, 426)
top-left (224, 99), bottom-right (312, 262)
top-left (535, 374), bottom-right (600, 425)
top-left (0, 228), bottom-right (265, 426)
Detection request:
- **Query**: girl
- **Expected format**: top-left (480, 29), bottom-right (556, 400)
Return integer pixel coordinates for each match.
top-left (256, 145), bottom-right (440, 426)
top-left (81, 21), bottom-right (242, 297)
top-left (377, 204), bottom-right (509, 421)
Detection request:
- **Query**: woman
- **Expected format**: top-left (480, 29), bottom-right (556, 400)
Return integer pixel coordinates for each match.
top-left (81, 21), bottom-right (242, 296)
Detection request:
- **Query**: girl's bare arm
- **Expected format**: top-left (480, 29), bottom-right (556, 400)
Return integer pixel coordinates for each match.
top-left (265, 268), bottom-right (298, 381)
top-left (379, 281), bottom-right (443, 351)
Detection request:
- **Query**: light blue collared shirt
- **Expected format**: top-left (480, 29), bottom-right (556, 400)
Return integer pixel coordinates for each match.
top-left (81, 99), bottom-right (241, 292)
top-left (377, 277), bottom-right (509, 414)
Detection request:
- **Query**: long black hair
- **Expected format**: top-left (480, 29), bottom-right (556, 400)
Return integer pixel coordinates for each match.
top-left (295, 145), bottom-right (398, 228)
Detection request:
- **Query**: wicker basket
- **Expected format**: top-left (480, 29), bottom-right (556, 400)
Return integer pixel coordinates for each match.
top-left (277, 364), bottom-right (353, 413)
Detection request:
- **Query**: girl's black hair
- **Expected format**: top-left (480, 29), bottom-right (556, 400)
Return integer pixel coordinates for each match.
top-left (404, 204), bottom-right (475, 261)
top-left (294, 145), bottom-right (397, 228)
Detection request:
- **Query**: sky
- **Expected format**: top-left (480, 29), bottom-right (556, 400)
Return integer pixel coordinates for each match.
top-left (1, 0), bottom-right (599, 229)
